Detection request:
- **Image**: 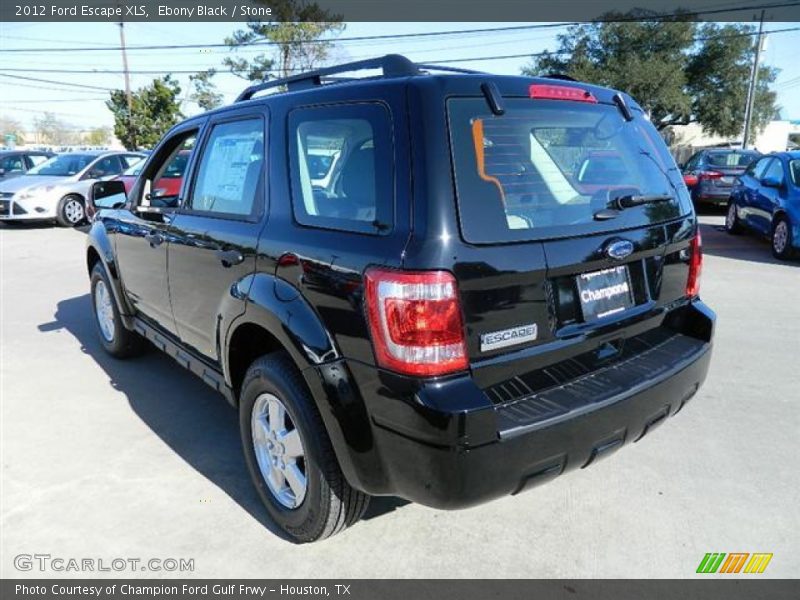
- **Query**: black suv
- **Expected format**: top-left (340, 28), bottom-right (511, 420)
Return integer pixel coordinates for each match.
top-left (86, 55), bottom-right (715, 543)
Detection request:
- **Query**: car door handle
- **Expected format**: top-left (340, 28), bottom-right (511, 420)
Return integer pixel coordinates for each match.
top-left (145, 232), bottom-right (164, 247)
top-left (216, 248), bottom-right (244, 268)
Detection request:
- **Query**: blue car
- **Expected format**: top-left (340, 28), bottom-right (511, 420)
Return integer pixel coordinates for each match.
top-left (726, 151), bottom-right (800, 260)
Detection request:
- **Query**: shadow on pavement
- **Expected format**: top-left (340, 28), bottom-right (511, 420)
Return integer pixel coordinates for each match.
top-left (38, 294), bottom-right (409, 542)
top-left (699, 222), bottom-right (799, 267)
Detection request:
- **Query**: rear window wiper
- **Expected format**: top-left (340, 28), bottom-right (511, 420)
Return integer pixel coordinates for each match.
top-left (611, 194), bottom-right (673, 210)
top-left (594, 194), bottom-right (673, 220)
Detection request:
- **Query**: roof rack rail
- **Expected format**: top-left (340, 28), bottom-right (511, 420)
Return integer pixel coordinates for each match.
top-left (235, 54), bottom-right (484, 102)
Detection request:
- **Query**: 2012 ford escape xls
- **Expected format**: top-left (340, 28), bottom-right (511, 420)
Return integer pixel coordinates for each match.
top-left (85, 55), bottom-right (715, 543)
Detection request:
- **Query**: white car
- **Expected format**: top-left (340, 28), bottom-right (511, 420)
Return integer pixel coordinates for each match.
top-left (0, 151), bottom-right (145, 226)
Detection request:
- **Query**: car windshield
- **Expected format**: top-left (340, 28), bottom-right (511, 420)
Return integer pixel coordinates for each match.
top-left (27, 154), bottom-right (95, 177)
top-left (706, 151), bottom-right (759, 168)
top-left (448, 97), bottom-right (692, 243)
top-left (790, 159), bottom-right (800, 186)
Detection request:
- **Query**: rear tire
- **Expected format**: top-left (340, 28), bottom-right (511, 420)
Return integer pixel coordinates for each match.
top-left (239, 352), bottom-right (369, 543)
top-left (56, 194), bottom-right (86, 227)
top-left (771, 215), bottom-right (794, 260)
top-left (90, 263), bottom-right (146, 358)
top-left (725, 200), bottom-right (743, 235)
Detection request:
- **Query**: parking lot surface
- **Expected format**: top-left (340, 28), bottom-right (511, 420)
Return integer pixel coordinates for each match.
top-left (1, 215), bottom-right (798, 578)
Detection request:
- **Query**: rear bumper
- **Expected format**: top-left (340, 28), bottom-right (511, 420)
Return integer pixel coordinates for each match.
top-left (694, 185), bottom-right (732, 204)
top-left (306, 301), bottom-right (715, 509)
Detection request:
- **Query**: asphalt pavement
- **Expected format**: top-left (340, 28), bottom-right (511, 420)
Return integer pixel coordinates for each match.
top-left (1, 214), bottom-right (797, 578)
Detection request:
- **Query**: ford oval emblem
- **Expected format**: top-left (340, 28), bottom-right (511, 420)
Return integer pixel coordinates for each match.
top-left (606, 240), bottom-right (634, 260)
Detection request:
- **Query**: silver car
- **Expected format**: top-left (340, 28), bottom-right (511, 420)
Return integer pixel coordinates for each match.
top-left (0, 151), bottom-right (145, 226)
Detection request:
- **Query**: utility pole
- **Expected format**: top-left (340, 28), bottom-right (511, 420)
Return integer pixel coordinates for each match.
top-left (742, 10), bottom-right (766, 149)
top-left (118, 20), bottom-right (133, 147)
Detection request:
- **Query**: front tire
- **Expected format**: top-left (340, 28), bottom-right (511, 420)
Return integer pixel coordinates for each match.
top-left (239, 353), bottom-right (369, 543)
top-left (90, 263), bottom-right (146, 358)
top-left (771, 215), bottom-right (794, 260)
top-left (725, 200), bottom-right (743, 234)
top-left (56, 194), bottom-right (86, 227)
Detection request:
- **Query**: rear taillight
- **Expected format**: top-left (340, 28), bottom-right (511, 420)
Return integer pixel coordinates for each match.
top-left (529, 84), bottom-right (597, 103)
top-left (364, 268), bottom-right (468, 377)
top-left (698, 170), bottom-right (723, 181)
top-left (686, 231), bottom-right (703, 298)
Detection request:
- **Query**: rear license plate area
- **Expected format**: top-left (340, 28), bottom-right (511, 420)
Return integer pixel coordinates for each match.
top-left (576, 265), bottom-right (634, 321)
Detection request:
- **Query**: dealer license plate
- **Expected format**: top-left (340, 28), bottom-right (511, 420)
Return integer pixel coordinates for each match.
top-left (576, 265), bottom-right (634, 321)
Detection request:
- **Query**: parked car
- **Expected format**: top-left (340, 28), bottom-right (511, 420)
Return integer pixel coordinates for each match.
top-left (0, 151), bottom-right (145, 226)
top-left (681, 148), bottom-right (760, 206)
top-left (85, 55), bottom-right (715, 543)
top-left (726, 151), bottom-right (800, 259)
top-left (0, 150), bottom-right (54, 180)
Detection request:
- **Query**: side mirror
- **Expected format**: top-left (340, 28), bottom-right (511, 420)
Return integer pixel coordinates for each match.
top-left (87, 180), bottom-right (127, 219)
top-left (761, 175), bottom-right (782, 188)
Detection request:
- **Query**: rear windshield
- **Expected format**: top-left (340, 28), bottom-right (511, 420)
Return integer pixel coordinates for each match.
top-left (448, 97), bottom-right (692, 243)
top-left (706, 151), bottom-right (759, 168)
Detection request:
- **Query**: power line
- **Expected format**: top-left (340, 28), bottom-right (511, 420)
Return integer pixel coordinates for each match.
top-left (0, 73), bottom-right (115, 91)
top-left (0, 22), bottom-right (575, 53)
top-left (2, 27), bottom-right (797, 76)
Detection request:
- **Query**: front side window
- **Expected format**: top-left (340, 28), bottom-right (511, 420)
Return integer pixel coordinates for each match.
top-left (448, 97), bottom-right (691, 243)
top-left (289, 103), bottom-right (393, 234)
top-left (750, 158), bottom-right (772, 180)
top-left (136, 130), bottom-right (197, 210)
top-left (762, 158), bottom-right (784, 183)
top-left (188, 119), bottom-right (264, 217)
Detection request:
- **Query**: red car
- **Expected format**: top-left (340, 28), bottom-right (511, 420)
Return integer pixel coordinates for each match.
top-left (115, 150), bottom-right (189, 196)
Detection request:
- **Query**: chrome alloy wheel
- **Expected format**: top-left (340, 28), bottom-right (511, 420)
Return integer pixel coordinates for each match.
top-left (773, 220), bottom-right (789, 254)
top-left (64, 198), bottom-right (84, 224)
top-left (251, 393), bottom-right (307, 509)
top-left (94, 279), bottom-right (115, 342)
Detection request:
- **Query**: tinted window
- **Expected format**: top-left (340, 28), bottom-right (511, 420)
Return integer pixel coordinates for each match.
top-left (189, 119), bottom-right (264, 216)
top-left (448, 98), bottom-right (691, 243)
top-left (289, 103), bottom-right (393, 234)
top-left (27, 153), bottom-right (95, 176)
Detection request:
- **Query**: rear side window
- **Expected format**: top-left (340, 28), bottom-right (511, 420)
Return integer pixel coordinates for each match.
top-left (448, 97), bottom-right (692, 243)
top-left (790, 160), bottom-right (800, 186)
top-left (289, 103), bottom-right (393, 235)
top-left (188, 118), bottom-right (264, 217)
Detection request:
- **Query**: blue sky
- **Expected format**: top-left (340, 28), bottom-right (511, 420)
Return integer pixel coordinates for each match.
top-left (1, 21), bottom-right (798, 133)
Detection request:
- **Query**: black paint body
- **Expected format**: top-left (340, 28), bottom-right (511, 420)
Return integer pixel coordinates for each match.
top-left (86, 72), bottom-right (715, 509)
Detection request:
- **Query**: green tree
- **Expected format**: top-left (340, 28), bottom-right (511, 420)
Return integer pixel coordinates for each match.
top-left (223, 0), bottom-right (344, 81)
top-left (523, 13), bottom-right (778, 141)
top-left (106, 75), bottom-right (183, 150)
top-left (84, 126), bottom-right (111, 146)
top-left (189, 69), bottom-right (223, 111)
top-left (33, 112), bottom-right (78, 145)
